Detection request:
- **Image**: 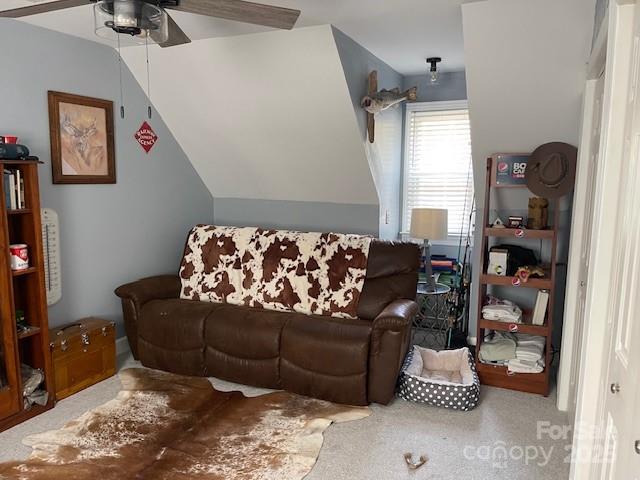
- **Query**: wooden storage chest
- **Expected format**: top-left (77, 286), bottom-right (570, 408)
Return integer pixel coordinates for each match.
top-left (50, 318), bottom-right (116, 400)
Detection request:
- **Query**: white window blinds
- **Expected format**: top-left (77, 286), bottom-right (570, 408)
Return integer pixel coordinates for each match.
top-left (403, 105), bottom-right (474, 239)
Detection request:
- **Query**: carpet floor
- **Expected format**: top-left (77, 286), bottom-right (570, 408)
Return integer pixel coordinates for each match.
top-left (0, 354), bottom-right (571, 480)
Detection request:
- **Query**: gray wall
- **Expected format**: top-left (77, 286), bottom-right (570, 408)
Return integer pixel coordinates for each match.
top-left (1, 20), bottom-right (213, 337)
top-left (594, 0), bottom-right (607, 42)
top-left (213, 198), bottom-right (379, 236)
top-left (403, 71), bottom-right (467, 103)
top-left (332, 27), bottom-right (404, 240)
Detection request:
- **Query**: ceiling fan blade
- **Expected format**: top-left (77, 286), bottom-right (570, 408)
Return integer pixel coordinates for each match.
top-left (167, 0), bottom-right (300, 30)
top-left (0, 0), bottom-right (88, 18)
top-left (152, 11), bottom-right (192, 48)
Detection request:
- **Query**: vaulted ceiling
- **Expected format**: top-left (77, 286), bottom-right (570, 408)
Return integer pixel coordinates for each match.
top-left (120, 25), bottom-right (378, 205)
top-left (4, 0), bottom-right (476, 75)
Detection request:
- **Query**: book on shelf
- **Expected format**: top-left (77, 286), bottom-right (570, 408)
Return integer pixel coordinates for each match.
top-left (3, 170), bottom-right (11, 208)
top-left (3, 168), bottom-right (26, 210)
top-left (532, 290), bottom-right (549, 326)
top-left (16, 170), bottom-right (22, 209)
top-left (20, 177), bottom-right (24, 207)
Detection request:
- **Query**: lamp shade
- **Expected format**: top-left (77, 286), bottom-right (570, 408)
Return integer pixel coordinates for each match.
top-left (410, 208), bottom-right (448, 240)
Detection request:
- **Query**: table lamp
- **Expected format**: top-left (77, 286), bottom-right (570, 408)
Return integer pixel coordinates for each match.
top-left (410, 208), bottom-right (448, 292)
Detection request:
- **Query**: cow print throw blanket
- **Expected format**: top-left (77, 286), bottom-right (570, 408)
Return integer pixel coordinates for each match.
top-left (0, 368), bottom-right (370, 480)
top-left (179, 226), bottom-right (371, 319)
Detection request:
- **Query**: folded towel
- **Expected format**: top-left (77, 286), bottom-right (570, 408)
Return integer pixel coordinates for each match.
top-left (513, 334), bottom-right (545, 363)
top-left (479, 332), bottom-right (517, 362)
top-left (507, 358), bottom-right (544, 374)
top-left (482, 297), bottom-right (523, 323)
top-left (516, 344), bottom-right (544, 362)
top-left (482, 307), bottom-right (522, 323)
top-left (480, 359), bottom-right (508, 366)
top-left (515, 334), bottom-right (546, 347)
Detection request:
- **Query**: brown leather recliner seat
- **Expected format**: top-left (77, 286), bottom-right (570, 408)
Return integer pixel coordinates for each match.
top-left (115, 239), bottom-right (419, 406)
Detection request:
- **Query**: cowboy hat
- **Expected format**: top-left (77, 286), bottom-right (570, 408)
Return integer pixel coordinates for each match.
top-left (525, 142), bottom-right (577, 198)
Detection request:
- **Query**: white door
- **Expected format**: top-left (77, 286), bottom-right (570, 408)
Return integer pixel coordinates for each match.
top-left (565, 73), bottom-right (605, 419)
top-left (597, 2), bottom-right (640, 476)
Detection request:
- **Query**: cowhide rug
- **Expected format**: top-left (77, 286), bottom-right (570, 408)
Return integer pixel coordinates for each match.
top-left (0, 368), bottom-right (370, 479)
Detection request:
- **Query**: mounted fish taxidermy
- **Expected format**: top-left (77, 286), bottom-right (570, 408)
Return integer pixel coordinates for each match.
top-left (361, 86), bottom-right (418, 114)
top-left (361, 71), bottom-right (417, 143)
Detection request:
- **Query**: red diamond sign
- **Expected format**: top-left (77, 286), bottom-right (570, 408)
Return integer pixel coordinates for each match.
top-left (135, 121), bottom-right (158, 154)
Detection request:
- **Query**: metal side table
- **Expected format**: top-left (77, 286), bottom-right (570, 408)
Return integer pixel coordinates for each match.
top-left (413, 282), bottom-right (451, 350)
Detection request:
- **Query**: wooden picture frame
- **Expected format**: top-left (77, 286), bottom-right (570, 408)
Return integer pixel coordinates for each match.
top-left (48, 91), bottom-right (116, 184)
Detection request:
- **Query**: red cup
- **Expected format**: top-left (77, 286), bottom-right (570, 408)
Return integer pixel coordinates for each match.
top-left (3, 136), bottom-right (18, 144)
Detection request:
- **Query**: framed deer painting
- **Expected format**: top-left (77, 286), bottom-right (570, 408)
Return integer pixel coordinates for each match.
top-left (48, 91), bottom-right (116, 184)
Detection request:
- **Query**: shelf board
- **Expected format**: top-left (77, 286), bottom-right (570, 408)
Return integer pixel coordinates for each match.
top-left (0, 158), bottom-right (41, 165)
top-left (17, 326), bottom-right (41, 340)
top-left (479, 317), bottom-right (550, 336)
top-left (476, 362), bottom-right (549, 395)
top-left (480, 273), bottom-right (552, 289)
top-left (11, 267), bottom-right (37, 277)
top-left (484, 227), bottom-right (555, 240)
top-left (7, 208), bottom-right (32, 215)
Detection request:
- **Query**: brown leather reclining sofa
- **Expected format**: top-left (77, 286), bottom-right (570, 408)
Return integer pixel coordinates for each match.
top-left (115, 239), bottom-right (419, 406)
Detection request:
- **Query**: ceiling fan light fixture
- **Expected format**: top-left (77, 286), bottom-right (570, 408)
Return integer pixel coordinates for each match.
top-left (94, 0), bottom-right (168, 44)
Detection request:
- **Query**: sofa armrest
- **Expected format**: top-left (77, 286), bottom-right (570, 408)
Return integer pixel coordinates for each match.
top-left (368, 299), bottom-right (418, 404)
top-left (114, 275), bottom-right (181, 359)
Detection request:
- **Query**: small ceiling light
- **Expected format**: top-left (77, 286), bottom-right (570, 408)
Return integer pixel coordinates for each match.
top-left (94, 0), bottom-right (168, 44)
top-left (426, 57), bottom-right (442, 84)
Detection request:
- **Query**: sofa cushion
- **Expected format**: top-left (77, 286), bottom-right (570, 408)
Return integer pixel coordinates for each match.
top-left (280, 315), bottom-right (371, 405)
top-left (204, 304), bottom-right (289, 388)
top-left (139, 299), bottom-right (217, 376)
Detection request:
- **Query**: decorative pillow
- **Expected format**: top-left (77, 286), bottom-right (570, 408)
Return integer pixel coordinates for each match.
top-left (179, 226), bottom-right (371, 319)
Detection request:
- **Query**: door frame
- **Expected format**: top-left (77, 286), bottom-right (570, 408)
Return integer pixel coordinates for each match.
top-left (557, 0), bottom-right (610, 414)
top-left (569, 1), bottom-right (637, 478)
top-left (556, 44), bottom-right (605, 414)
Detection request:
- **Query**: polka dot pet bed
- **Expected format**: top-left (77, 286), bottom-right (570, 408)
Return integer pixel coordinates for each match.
top-left (397, 346), bottom-right (480, 411)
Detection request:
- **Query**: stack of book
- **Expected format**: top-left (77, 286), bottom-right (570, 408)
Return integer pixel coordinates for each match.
top-left (4, 169), bottom-right (26, 210)
top-left (431, 255), bottom-right (456, 274)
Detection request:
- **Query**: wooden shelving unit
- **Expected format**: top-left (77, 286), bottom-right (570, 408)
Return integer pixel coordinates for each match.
top-left (483, 227), bottom-right (556, 240)
top-left (17, 326), bottom-right (42, 340)
top-left (479, 273), bottom-right (553, 290)
top-left (7, 209), bottom-right (33, 216)
top-left (11, 267), bottom-right (38, 277)
top-left (479, 312), bottom-right (550, 337)
top-left (476, 157), bottom-right (559, 397)
top-left (0, 159), bottom-right (54, 431)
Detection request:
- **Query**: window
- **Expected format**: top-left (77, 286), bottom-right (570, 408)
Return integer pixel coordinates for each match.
top-left (402, 101), bottom-right (474, 242)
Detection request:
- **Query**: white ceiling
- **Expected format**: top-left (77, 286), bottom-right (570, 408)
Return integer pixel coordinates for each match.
top-left (5, 0), bottom-right (473, 75)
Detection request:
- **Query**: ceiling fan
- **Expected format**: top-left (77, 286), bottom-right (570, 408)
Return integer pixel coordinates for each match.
top-left (0, 0), bottom-right (301, 48)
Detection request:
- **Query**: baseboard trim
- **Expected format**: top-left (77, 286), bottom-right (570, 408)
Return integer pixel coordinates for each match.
top-left (116, 336), bottom-right (131, 356)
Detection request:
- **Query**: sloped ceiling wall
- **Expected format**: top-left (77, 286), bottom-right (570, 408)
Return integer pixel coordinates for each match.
top-left (462, 0), bottom-right (594, 343)
top-left (121, 25), bottom-right (378, 207)
top-left (332, 27), bottom-right (403, 240)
